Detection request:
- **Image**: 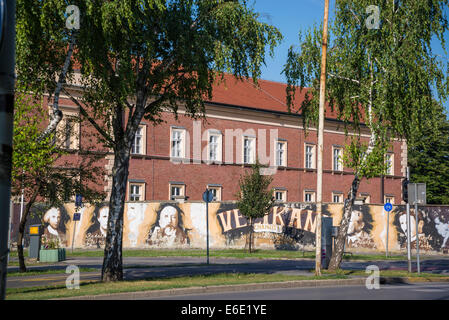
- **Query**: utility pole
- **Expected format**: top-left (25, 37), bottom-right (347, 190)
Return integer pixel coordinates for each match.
top-left (414, 183), bottom-right (420, 274)
top-left (406, 167), bottom-right (412, 273)
top-left (315, 0), bottom-right (330, 276)
top-left (0, 0), bottom-right (16, 300)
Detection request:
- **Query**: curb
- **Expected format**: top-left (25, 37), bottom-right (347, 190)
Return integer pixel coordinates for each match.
top-left (380, 276), bottom-right (449, 284)
top-left (57, 278), bottom-right (367, 300)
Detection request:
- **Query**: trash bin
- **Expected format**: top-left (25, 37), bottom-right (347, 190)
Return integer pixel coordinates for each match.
top-left (28, 224), bottom-right (42, 259)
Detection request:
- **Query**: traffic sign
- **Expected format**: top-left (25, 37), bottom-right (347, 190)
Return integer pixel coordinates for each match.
top-left (75, 194), bottom-right (83, 207)
top-left (408, 183), bottom-right (426, 205)
top-left (384, 203), bottom-right (392, 212)
top-left (202, 190), bottom-right (213, 203)
top-left (73, 212), bottom-right (81, 221)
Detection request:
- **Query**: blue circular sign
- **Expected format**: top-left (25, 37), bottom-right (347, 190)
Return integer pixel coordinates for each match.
top-left (384, 203), bottom-right (393, 212)
top-left (202, 190), bottom-right (213, 203)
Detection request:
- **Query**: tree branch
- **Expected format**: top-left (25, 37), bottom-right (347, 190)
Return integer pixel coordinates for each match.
top-left (62, 88), bottom-right (115, 146)
top-left (38, 31), bottom-right (77, 142)
top-left (328, 73), bottom-right (360, 84)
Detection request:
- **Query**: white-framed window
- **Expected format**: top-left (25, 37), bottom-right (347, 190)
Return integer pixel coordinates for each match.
top-left (385, 196), bottom-right (395, 204)
top-left (385, 153), bottom-right (394, 175)
top-left (170, 183), bottom-right (185, 200)
top-left (56, 113), bottom-right (79, 150)
top-left (333, 146), bottom-right (343, 171)
top-left (276, 140), bottom-right (287, 167)
top-left (131, 125), bottom-right (146, 155)
top-left (305, 144), bottom-right (315, 169)
top-left (64, 118), bottom-right (73, 149)
top-left (304, 191), bottom-right (315, 203)
top-left (243, 136), bottom-right (256, 164)
top-left (207, 131), bottom-right (222, 163)
top-left (129, 182), bottom-right (145, 201)
top-left (360, 193), bottom-right (370, 204)
top-left (207, 185), bottom-right (222, 201)
top-left (274, 189), bottom-right (287, 202)
top-left (332, 192), bottom-right (344, 203)
top-left (171, 128), bottom-right (186, 158)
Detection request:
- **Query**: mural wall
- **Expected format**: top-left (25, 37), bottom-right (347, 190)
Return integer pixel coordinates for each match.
top-left (14, 202), bottom-right (449, 254)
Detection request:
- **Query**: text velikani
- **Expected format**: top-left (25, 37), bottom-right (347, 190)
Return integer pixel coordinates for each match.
top-left (217, 206), bottom-right (318, 233)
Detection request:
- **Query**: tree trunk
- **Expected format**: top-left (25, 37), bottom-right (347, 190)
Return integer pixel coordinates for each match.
top-left (249, 218), bottom-right (253, 254)
top-left (17, 185), bottom-right (41, 273)
top-left (101, 148), bottom-right (130, 281)
top-left (327, 176), bottom-right (360, 271)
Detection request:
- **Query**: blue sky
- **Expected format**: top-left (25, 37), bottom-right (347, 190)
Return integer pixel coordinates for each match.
top-left (251, 0), bottom-right (449, 116)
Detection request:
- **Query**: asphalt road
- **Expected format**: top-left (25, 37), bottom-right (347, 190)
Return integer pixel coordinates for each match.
top-left (7, 256), bottom-right (449, 289)
top-left (146, 282), bottom-right (449, 300)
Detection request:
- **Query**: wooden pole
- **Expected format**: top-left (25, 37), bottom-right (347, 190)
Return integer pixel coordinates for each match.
top-left (316, 0), bottom-right (330, 276)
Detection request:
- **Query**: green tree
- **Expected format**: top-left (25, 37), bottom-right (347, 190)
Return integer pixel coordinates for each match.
top-left (283, 0), bottom-right (449, 270)
top-left (236, 161), bottom-right (274, 253)
top-left (409, 104), bottom-right (449, 204)
top-left (12, 94), bottom-right (105, 272)
top-left (16, 0), bottom-right (282, 280)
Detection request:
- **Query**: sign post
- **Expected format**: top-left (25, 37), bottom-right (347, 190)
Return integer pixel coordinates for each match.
top-left (72, 195), bottom-right (83, 253)
top-left (202, 189), bottom-right (213, 265)
top-left (415, 183), bottom-right (420, 274)
top-left (384, 202), bottom-right (393, 258)
top-left (406, 168), bottom-right (412, 273)
top-left (409, 183), bottom-right (426, 274)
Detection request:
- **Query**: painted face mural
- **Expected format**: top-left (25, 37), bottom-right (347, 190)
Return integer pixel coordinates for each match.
top-left (98, 207), bottom-right (109, 235)
top-left (346, 207), bottom-right (376, 249)
top-left (11, 202), bottom-right (449, 254)
top-left (146, 204), bottom-right (189, 247)
top-left (394, 208), bottom-right (434, 252)
top-left (42, 207), bottom-right (67, 246)
top-left (84, 205), bottom-right (109, 248)
top-left (423, 207), bottom-right (449, 253)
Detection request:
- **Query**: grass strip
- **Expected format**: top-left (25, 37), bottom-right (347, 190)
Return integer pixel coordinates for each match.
top-left (66, 249), bottom-right (410, 261)
top-left (6, 273), bottom-right (347, 300)
top-left (322, 269), bottom-right (449, 278)
top-left (7, 268), bottom-right (97, 277)
top-left (8, 248), bottom-right (415, 262)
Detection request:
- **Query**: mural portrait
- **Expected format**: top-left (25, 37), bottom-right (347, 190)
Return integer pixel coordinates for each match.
top-left (42, 206), bottom-right (69, 246)
top-left (425, 207), bottom-right (449, 253)
top-left (393, 207), bottom-right (435, 252)
top-left (84, 205), bottom-right (109, 248)
top-left (146, 204), bottom-right (190, 247)
top-left (346, 205), bottom-right (376, 249)
top-left (12, 201), bottom-right (449, 253)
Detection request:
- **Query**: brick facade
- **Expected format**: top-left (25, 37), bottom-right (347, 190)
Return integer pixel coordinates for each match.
top-left (55, 76), bottom-right (406, 205)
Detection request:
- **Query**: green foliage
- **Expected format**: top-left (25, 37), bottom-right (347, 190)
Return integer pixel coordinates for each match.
top-left (236, 161), bottom-right (274, 221)
top-left (12, 95), bottom-right (59, 185)
top-left (11, 93), bottom-right (105, 207)
top-left (283, 0), bottom-right (449, 179)
top-left (341, 136), bottom-right (390, 179)
top-left (409, 105), bottom-right (449, 204)
top-left (16, 0), bottom-right (283, 145)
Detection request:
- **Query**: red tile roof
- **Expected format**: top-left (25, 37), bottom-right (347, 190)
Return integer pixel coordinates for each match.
top-left (208, 73), bottom-right (341, 120)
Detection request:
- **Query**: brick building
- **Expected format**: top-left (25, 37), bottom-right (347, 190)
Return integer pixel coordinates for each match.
top-left (57, 73), bottom-right (406, 204)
